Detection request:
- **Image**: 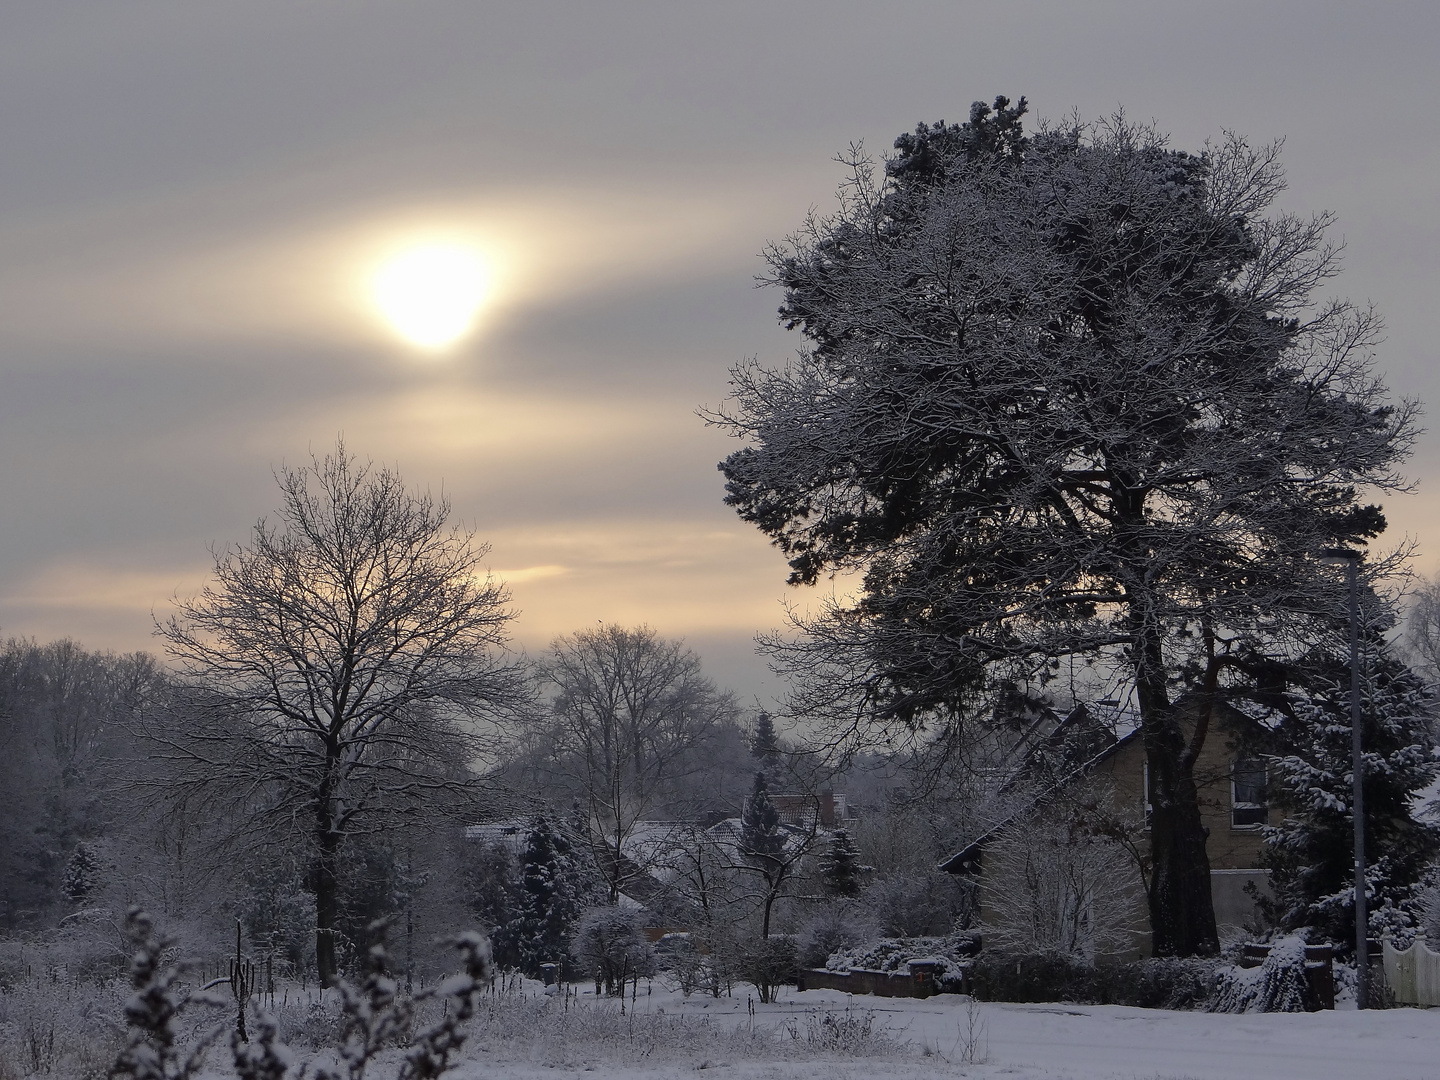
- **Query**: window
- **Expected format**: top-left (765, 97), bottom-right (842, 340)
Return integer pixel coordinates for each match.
top-left (1231, 759), bottom-right (1268, 828)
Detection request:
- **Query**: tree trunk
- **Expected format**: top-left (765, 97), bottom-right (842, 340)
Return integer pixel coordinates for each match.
top-left (315, 807), bottom-right (341, 985)
top-left (1135, 629), bottom-right (1219, 957)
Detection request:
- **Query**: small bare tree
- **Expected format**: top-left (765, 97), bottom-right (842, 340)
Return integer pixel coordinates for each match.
top-left (530, 625), bottom-right (740, 901)
top-left (153, 443), bottom-right (525, 984)
top-left (981, 788), bottom-right (1147, 961)
top-left (1406, 576), bottom-right (1440, 687)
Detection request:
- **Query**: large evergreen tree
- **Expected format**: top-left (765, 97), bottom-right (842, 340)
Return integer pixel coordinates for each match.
top-left (1263, 638), bottom-right (1439, 951)
top-left (819, 828), bottom-right (864, 898)
top-left (751, 711), bottom-right (779, 763)
top-left (498, 816), bottom-right (591, 974)
top-left (739, 772), bottom-right (784, 860)
top-left (713, 99), bottom-right (1416, 955)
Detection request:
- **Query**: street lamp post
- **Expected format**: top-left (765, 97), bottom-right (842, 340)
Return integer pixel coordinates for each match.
top-left (1323, 550), bottom-right (1368, 1009)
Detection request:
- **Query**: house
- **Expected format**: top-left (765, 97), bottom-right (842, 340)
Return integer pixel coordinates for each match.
top-left (940, 695), bottom-right (1276, 959)
top-left (768, 789), bottom-right (852, 828)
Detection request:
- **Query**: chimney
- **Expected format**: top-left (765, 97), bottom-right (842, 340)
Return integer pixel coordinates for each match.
top-left (820, 788), bottom-right (835, 827)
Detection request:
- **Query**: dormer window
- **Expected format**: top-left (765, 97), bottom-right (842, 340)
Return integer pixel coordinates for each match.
top-left (1231, 759), bottom-right (1268, 828)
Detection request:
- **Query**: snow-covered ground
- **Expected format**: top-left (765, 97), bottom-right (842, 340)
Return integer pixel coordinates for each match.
top-left (447, 985), bottom-right (1438, 1080)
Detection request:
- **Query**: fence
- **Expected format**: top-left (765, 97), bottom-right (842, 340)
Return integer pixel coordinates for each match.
top-left (1382, 938), bottom-right (1440, 1007)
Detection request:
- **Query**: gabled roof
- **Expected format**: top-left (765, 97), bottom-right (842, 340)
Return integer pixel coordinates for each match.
top-left (937, 693), bottom-right (1272, 875)
top-left (938, 720), bottom-right (1140, 874)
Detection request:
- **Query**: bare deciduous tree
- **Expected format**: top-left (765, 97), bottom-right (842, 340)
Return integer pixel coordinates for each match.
top-left (981, 789), bottom-right (1147, 961)
top-left (1405, 576), bottom-right (1440, 686)
top-left (530, 624), bottom-right (741, 901)
top-left (153, 443), bottom-right (524, 983)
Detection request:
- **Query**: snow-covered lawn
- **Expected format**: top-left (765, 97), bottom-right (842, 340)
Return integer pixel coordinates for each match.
top-left (447, 985), bottom-right (1438, 1080)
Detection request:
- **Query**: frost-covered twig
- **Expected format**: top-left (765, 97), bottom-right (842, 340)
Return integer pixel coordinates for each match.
top-left (108, 907), bottom-right (225, 1080)
top-left (231, 1011), bottom-right (294, 1080)
top-left (313, 923), bottom-right (494, 1080)
top-left (400, 932), bottom-right (494, 1079)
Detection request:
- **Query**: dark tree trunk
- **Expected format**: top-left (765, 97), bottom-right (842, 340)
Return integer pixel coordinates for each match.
top-left (1135, 628), bottom-right (1219, 957)
top-left (315, 800), bottom-right (341, 985)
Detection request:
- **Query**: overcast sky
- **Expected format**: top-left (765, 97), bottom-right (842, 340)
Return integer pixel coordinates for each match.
top-left (2, 1), bottom-right (1436, 704)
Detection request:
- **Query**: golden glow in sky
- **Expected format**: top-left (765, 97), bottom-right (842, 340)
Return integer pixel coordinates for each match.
top-left (370, 242), bottom-right (490, 349)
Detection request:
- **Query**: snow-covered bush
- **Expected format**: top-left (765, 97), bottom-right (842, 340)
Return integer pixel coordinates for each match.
top-left (743, 934), bottom-right (796, 1004)
top-left (1209, 934), bottom-right (1312, 1013)
top-left (570, 904), bottom-right (654, 996)
top-left (801, 1007), bottom-right (882, 1054)
top-left (653, 932), bottom-right (706, 996)
top-left (796, 904), bottom-right (876, 969)
top-left (824, 931), bottom-right (979, 976)
top-left (981, 792), bottom-right (1146, 962)
top-left (860, 871), bottom-right (967, 938)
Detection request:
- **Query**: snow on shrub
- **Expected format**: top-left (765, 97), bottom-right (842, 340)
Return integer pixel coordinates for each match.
top-left (570, 904), bottom-right (654, 996)
top-left (824, 931), bottom-right (979, 976)
top-left (1210, 934), bottom-right (1312, 1013)
top-left (796, 905), bottom-right (876, 970)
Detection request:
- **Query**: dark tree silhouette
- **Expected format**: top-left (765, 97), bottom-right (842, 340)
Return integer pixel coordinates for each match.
top-left (713, 101), bottom-right (1416, 955)
top-left (155, 443), bottom-right (525, 983)
top-left (819, 828), bottom-right (864, 899)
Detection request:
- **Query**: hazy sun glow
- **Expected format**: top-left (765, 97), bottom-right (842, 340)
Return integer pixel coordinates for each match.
top-left (371, 243), bottom-right (490, 349)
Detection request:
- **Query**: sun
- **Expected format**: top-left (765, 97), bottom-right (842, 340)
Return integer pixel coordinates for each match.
top-left (370, 243), bottom-right (490, 350)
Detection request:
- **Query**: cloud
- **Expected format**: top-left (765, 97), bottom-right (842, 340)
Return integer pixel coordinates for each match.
top-left (0, 179), bottom-right (791, 357)
top-left (4, 562), bottom-right (210, 612)
top-left (491, 564), bottom-right (569, 585)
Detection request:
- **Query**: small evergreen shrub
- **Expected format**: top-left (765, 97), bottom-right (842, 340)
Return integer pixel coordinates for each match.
top-left (1210, 934), bottom-right (1312, 1013)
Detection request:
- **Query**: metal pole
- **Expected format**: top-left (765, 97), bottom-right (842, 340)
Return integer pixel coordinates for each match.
top-left (1348, 557), bottom-right (1369, 1010)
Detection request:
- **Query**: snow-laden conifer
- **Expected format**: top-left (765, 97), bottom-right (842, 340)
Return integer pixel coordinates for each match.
top-left (712, 98), bottom-right (1418, 956)
top-left (1262, 639), bottom-right (1440, 950)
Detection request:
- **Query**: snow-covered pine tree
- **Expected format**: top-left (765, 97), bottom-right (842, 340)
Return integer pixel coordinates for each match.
top-left (62, 841), bottom-right (100, 904)
top-left (819, 828), bottom-right (864, 898)
top-left (498, 816), bottom-right (589, 975)
top-left (712, 100), bottom-right (1417, 957)
top-left (1262, 637), bottom-right (1440, 951)
top-left (739, 772), bottom-right (784, 862)
top-left (738, 771), bottom-right (801, 941)
top-left (751, 712), bottom-right (779, 762)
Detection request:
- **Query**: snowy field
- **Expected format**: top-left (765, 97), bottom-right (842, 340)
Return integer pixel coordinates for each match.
top-left (437, 985), bottom-right (1439, 1080)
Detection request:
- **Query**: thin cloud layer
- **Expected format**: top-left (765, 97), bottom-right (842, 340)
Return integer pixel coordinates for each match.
top-left (0, 2), bottom-right (1437, 704)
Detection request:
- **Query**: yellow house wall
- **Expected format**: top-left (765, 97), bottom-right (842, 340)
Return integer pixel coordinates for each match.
top-left (980, 703), bottom-right (1272, 960)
